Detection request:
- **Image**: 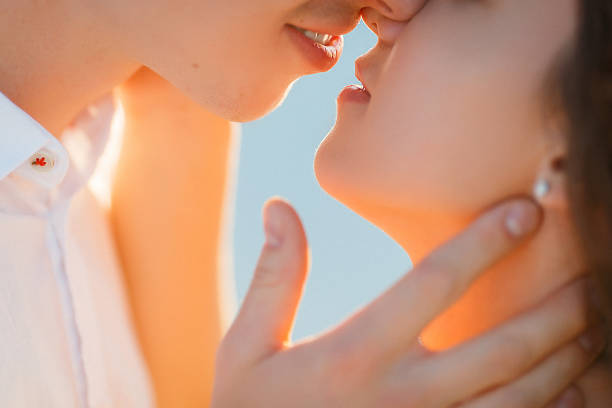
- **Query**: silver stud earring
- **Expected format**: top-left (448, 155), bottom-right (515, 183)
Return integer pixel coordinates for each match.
top-left (533, 179), bottom-right (551, 200)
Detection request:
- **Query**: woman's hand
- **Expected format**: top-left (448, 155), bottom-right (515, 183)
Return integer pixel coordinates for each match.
top-left (211, 197), bottom-right (606, 407)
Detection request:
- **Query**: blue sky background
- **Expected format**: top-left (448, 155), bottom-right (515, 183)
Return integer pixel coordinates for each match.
top-left (232, 22), bottom-right (413, 341)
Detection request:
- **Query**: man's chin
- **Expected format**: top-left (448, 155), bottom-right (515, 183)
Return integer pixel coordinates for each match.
top-left (229, 96), bottom-right (289, 123)
top-left (236, 81), bottom-right (296, 123)
top-left (193, 81), bottom-right (296, 123)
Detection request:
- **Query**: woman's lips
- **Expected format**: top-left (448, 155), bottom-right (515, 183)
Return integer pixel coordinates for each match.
top-left (337, 59), bottom-right (372, 104)
top-left (285, 24), bottom-right (344, 72)
top-left (338, 85), bottom-right (371, 104)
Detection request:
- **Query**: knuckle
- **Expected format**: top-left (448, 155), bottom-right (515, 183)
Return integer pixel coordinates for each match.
top-left (475, 215), bottom-right (503, 247)
top-left (472, 207), bottom-right (507, 247)
top-left (251, 259), bottom-right (282, 288)
top-left (463, 390), bottom-right (536, 408)
top-left (295, 344), bottom-right (343, 406)
top-left (489, 333), bottom-right (533, 377)
top-left (325, 340), bottom-right (368, 381)
top-left (380, 372), bottom-right (426, 408)
top-left (305, 340), bottom-right (336, 379)
top-left (215, 329), bottom-right (252, 372)
top-left (556, 279), bottom-right (590, 333)
top-left (321, 337), bottom-right (384, 401)
top-left (570, 340), bottom-right (592, 364)
top-left (570, 291), bottom-right (591, 334)
top-left (415, 256), bottom-right (458, 301)
top-left (319, 352), bottom-right (361, 403)
top-left (496, 391), bottom-right (537, 408)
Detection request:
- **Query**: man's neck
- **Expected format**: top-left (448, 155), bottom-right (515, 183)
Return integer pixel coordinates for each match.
top-left (0, 1), bottom-right (140, 137)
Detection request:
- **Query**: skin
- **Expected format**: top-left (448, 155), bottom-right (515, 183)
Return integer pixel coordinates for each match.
top-left (212, 198), bottom-right (603, 407)
top-left (0, 0), bottom-right (418, 134)
top-left (0, 0), bottom-right (605, 406)
top-left (111, 72), bottom-right (237, 408)
top-left (315, 0), bottom-right (612, 405)
top-left (0, 0), bottom-right (414, 405)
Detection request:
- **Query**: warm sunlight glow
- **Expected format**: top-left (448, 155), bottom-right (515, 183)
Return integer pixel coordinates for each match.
top-left (89, 99), bottom-right (125, 209)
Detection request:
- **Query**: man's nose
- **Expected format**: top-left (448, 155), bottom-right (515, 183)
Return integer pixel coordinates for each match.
top-left (359, 0), bottom-right (427, 22)
top-left (361, 7), bottom-right (409, 44)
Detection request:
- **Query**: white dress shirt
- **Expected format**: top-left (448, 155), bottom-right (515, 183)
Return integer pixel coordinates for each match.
top-left (0, 91), bottom-right (155, 407)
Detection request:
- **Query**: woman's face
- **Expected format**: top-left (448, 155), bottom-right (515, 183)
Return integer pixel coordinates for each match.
top-left (315, 0), bottom-right (578, 221)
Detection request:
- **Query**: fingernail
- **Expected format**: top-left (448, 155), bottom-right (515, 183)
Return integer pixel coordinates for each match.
top-left (579, 323), bottom-right (606, 354)
top-left (264, 203), bottom-right (284, 248)
top-left (505, 201), bottom-right (541, 238)
top-left (554, 385), bottom-right (582, 408)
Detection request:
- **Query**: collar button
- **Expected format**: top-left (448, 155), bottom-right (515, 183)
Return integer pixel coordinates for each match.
top-left (29, 149), bottom-right (56, 172)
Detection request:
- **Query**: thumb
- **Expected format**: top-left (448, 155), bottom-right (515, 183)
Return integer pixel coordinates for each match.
top-left (225, 197), bottom-right (310, 363)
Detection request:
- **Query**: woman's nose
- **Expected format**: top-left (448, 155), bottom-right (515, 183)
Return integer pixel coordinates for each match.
top-left (361, 7), bottom-right (409, 44)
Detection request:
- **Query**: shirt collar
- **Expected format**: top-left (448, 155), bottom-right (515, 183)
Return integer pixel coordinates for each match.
top-left (0, 91), bottom-right (70, 189)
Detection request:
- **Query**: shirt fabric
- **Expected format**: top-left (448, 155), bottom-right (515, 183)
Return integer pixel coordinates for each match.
top-left (0, 91), bottom-right (156, 407)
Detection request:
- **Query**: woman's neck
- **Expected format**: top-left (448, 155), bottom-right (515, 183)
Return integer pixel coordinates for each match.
top-left (0, 1), bottom-right (140, 137)
top-left (361, 201), bottom-right (612, 404)
top-left (369, 203), bottom-right (586, 348)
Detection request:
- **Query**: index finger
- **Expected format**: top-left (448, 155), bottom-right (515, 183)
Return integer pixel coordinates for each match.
top-left (326, 197), bottom-right (543, 368)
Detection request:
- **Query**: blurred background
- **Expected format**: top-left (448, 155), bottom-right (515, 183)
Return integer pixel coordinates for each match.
top-left (232, 21), bottom-right (412, 341)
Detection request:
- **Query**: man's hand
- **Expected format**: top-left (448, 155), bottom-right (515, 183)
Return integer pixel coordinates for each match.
top-left (211, 197), bottom-right (606, 407)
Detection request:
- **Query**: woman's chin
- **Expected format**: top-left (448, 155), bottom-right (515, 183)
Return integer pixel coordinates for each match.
top-left (314, 137), bottom-right (347, 201)
top-left (314, 117), bottom-right (366, 195)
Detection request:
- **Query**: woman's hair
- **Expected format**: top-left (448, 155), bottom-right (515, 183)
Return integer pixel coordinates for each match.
top-left (557, 0), bottom-right (612, 364)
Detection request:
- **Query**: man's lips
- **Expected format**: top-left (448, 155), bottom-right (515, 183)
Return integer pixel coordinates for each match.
top-left (287, 14), bottom-right (360, 40)
top-left (285, 24), bottom-right (344, 72)
top-left (287, 24), bottom-right (339, 46)
top-left (285, 13), bottom-right (360, 72)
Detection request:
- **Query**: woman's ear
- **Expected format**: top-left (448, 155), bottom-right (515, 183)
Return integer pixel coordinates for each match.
top-left (532, 141), bottom-right (570, 211)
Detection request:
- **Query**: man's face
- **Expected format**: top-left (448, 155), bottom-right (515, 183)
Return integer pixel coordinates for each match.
top-left (96, 0), bottom-right (418, 121)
